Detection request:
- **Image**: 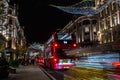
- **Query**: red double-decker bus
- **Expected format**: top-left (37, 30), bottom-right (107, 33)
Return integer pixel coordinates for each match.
top-left (43, 32), bottom-right (77, 70)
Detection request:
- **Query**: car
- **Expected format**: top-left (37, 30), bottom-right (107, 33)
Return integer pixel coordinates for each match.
top-left (0, 57), bottom-right (9, 79)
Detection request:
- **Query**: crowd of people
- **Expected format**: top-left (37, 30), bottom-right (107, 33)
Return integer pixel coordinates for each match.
top-left (21, 56), bottom-right (35, 66)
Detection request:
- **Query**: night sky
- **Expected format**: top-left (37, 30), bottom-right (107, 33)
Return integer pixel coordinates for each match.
top-left (18, 0), bottom-right (82, 45)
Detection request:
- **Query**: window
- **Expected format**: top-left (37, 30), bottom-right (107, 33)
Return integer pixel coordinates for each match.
top-left (100, 20), bottom-right (104, 31)
top-left (112, 2), bottom-right (115, 10)
top-left (100, 12), bottom-right (102, 17)
top-left (85, 27), bottom-right (89, 32)
top-left (106, 17), bottom-right (110, 29)
top-left (83, 20), bottom-right (90, 25)
top-left (57, 33), bottom-right (73, 40)
top-left (106, 7), bottom-right (108, 14)
top-left (92, 20), bottom-right (97, 24)
top-left (112, 15), bottom-right (117, 26)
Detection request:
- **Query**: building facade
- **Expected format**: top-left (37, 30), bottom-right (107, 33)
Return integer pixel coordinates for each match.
top-left (97, 0), bottom-right (120, 44)
top-left (60, 15), bottom-right (98, 47)
top-left (0, 0), bottom-right (26, 60)
top-left (59, 0), bottom-right (120, 52)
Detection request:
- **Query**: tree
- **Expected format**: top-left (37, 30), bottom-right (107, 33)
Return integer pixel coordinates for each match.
top-left (18, 45), bottom-right (26, 56)
top-left (0, 34), bottom-right (6, 53)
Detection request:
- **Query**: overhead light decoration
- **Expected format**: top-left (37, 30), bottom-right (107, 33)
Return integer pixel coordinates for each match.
top-left (30, 43), bottom-right (44, 51)
top-left (50, 0), bottom-right (120, 16)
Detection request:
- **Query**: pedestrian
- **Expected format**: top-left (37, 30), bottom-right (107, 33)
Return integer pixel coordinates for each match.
top-left (31, 56), bottom-right (35, 65)
top-left (21, 58), bottom-right (25, 65)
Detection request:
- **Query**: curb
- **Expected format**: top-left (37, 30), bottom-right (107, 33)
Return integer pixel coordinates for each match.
top-left (39, 66), bottom-right (56, 80)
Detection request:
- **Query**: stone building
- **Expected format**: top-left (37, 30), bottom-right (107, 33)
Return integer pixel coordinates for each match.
top-left (0, 0), bottom-right (26, 60)
top-left (58, 0), bottom-right (120, 52)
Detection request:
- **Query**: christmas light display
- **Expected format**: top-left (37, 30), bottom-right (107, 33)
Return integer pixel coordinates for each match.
top-left (50, 0), bottom-right (120, 16)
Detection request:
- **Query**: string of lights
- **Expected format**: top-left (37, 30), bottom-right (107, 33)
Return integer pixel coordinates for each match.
top-left (50, 0), bottom-right (120, 16)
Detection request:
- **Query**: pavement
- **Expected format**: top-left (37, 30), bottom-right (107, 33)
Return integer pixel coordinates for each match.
top-left (1, 64), bottom-right (52, 80)
top-left (2, 64), bottom-right (120, 80)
